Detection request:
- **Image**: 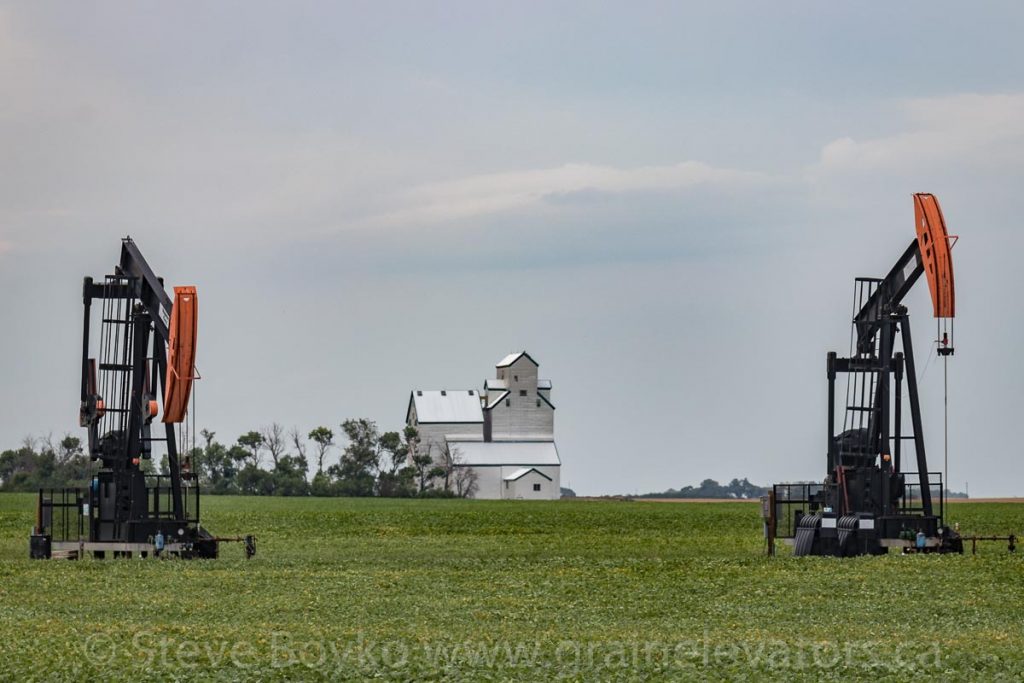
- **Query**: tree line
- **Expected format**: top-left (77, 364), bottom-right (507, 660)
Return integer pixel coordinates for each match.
top-left (0, 420), bottom-right (478, 498)
top-left (633, 478), bottom-right (768, 499)
top-left (631, 478), bottom-right (970, 500)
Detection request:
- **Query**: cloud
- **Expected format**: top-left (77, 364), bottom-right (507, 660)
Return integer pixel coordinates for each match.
top-left (346, 93), bottom-right (1024, 237)
top-left (815, 93), bottom-right (1024, 174)
top-left (353, 161), bottom-right (766, 231)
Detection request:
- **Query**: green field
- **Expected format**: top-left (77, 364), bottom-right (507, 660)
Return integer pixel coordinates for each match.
top-left (0, 494), bottom-right (1021, 681)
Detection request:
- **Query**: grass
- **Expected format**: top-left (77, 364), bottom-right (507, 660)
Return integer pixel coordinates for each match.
top-left (0, 494), bottom-right (1022, 681)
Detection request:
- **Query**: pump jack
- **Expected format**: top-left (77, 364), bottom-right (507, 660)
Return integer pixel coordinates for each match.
top-left (769, 194), bottom-right (962, 556)
top-left (30, 238), bottom-right (253, 559)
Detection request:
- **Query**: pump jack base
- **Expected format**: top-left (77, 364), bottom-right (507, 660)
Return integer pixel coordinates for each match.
top-left (788, 512), bottom-right (963, 557)
top-left (28, 528), bottom-right (255, 560)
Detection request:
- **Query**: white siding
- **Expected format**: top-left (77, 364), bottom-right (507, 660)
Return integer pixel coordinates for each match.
top-left (488, 355), bottom-right (552, 440)
top-left (473, 466), bottom-right (504, 498)
top-left (465, 464), bottom-right (560, 500)
top-left (487, 393), bottom-right (553, 441)
top-left (413, 422), bottom-right (482, 465)
top-left (504, 469), bottom-right (558, 500)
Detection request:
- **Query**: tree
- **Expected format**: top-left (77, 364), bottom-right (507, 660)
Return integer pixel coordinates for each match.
top-left (55, 435), bottom-right (83, 465)
top-left (411, 453), bottom-right (437, 493)
top-left (378, 431), bottom-right (404, 472)
top-left (236, 431), bottom-right (264, 468)
top-left (437, 444), bottom-right (476, 498)
top-left (0, 420), bottom-right (483, 498)
top-left (290, 427), bottom-right (307, 461)
top-left (0, 449), bottom-right (21, 486)
top-left (408, 430), bottom-right (442, 495)
top-left (417, 463), bottom-right (454, 498)
top-left (438, 443), bottom-right (458, 492)
top-left (450, 450), bottom-right (478, 499)
top-left (376, 430), bottom-right (415, 497)
top-left (0, 435), bottom-right (89, 491)
top-left (199, 434), bottom-right (239, 494)
top-left (237, 465), bottom-right (275, 495)
top-left (228, 443), bottom-right (252, 469)
top-left (193, 429), bottom-right (216, 484)
top-left (308, 426), bottom-right (334, 475)
top-left (271, 453), bottom-right (311, 496)
top-left (310, 471), bottom-right (338, 497)
top-left (330, 419), bottom-right (381, 497)
top-left (261, 423), bottom-right (287, 468)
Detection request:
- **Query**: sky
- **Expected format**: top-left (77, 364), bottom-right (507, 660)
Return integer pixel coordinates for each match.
top-left (1, 2), bottom-right (1022, 496)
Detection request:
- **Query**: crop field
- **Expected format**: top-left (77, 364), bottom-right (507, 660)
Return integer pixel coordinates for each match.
top-left (0, 494), bottom-right (1021, 681)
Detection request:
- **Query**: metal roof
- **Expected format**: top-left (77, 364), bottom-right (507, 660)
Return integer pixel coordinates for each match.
top-left (446, 440), bottom-right (560, 466)
top-left (496, 351), bottom-right (539, 368)
top-left (503, 467), bottom-right (553, 482)
top-left (410, 390), bottom-right (483, 424)
top-left (484, 390), bottom-right (510, 410)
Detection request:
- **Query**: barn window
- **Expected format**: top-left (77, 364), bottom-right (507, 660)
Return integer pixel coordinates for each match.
top-left (505, 398), bottom-right (510, 407)
top-left (441, 390), bottom-right (446, 396)
top-left (536, 399), bottom-right (541, 407)
top-left (533, 483), bottom-right (541, 492)
top-left (519, 390), bottom-right (527, 397)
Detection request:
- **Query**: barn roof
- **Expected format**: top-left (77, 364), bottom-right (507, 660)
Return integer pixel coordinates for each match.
top-left (446, 440), bottom-right (560, 466)
top-left (407, 390), bottom-right (484, 424)
top-left (496, 351), bottom-right (539, 368)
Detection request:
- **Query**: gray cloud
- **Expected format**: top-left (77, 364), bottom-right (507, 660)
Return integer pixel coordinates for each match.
top-left (814, 93), bottom-right (1024, 176)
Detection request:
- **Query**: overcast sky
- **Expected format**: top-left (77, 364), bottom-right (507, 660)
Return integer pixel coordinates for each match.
top-left (1, 2), bottom-right (1022, 496)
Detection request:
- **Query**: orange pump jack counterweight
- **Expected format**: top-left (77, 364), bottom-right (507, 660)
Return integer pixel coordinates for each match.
top-left (163, 286), bottom-right (197, 424)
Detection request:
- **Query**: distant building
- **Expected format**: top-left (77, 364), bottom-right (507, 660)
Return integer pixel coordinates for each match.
top-left (406, 351), bottom-right (561, 499)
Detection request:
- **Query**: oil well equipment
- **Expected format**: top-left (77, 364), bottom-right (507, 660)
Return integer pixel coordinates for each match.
top-left (767, 194), bottom-right (962, 556)
top-left (30, 238), bottom-right (253, 559)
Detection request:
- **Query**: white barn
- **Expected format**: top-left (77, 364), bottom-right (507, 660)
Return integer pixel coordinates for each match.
top-left (406, 351), bottom-right (561, 500)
